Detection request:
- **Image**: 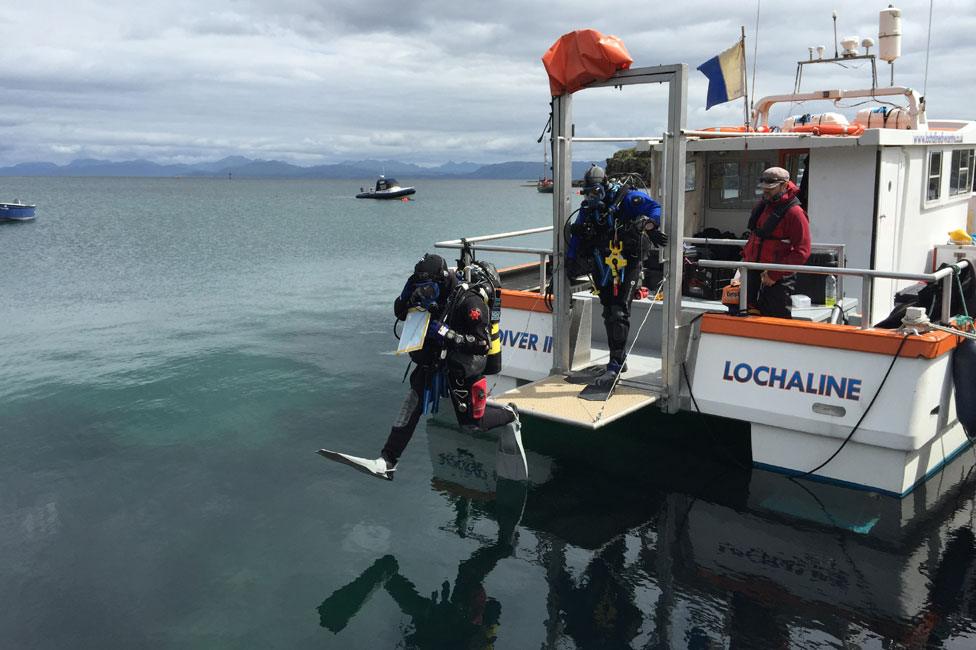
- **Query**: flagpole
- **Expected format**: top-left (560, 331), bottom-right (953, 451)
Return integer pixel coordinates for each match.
top-left (741, 25), bottom-right (750, 129)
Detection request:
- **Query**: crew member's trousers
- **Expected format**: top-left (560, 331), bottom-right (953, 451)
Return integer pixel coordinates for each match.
top-left (746, 271), bottom-right (794, 319)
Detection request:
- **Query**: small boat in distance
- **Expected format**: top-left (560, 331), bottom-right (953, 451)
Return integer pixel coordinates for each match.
top-left (356, 176), bottom-right (416, 199)
top-left (537, 140), bottom-right (554, 193)
top-left (0, 199), bottom-right (36, 222)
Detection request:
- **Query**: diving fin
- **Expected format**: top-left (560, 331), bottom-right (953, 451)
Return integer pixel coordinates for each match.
top-left (495, 406), bottom-right (528, 482)
top-left (565, 362), bottom-right (628, 384)
top-left (317, 449), bottom-right (395, 481)
top-left (577, 381), bottom-right (617, 402)
top-left (564, 364), bottom-right (606, 384)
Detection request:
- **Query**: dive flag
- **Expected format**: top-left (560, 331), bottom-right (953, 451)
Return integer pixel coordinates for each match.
top-left (697, 40), bottom-right (746, 109)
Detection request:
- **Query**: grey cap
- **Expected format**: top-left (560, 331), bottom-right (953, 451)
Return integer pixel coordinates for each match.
top-left (757, 166), bottom-right (790, 189)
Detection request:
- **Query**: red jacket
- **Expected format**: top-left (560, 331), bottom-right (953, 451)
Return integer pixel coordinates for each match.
top-left (742, 181), bottom-right (811, 281)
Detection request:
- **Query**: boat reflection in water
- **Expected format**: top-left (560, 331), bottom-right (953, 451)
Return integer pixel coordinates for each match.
top-left (318, 412), bottom-right (976, 647)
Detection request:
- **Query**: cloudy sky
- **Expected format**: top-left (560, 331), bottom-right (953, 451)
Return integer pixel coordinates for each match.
top-left (2, 0), bottom-right (973, 166)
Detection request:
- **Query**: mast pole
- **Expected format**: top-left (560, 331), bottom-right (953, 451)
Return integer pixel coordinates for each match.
top-left (741, 26), bottom-right (750, 128)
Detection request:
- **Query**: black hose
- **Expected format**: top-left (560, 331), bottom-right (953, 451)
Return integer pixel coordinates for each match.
top-left (795, 332), bottom-right (911, 478)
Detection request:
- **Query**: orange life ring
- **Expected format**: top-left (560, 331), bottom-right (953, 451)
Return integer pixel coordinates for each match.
top-left (789, 123), bottom-right (865, 136)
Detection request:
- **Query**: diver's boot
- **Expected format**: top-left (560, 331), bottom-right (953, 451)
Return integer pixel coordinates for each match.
top-left (591, 360), bottom-right (623, 388)
top-left (378, 456), bottom-right (397, 481)
top-left (496, 404), bottom-right (528, 482)
top-left (351, 456), bottom-right (397, 481)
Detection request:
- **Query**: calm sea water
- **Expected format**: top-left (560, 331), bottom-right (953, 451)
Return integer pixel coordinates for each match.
top-left (3, 177), bottom-right (976, 649)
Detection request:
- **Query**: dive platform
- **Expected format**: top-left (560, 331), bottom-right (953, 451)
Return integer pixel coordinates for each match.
top-left (495, 375), bottom-right (660, 429)
top-left (492, 341), bottom-right (667, 429)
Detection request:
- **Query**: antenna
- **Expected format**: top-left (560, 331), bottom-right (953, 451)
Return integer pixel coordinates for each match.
top-left (923, 0), bottom-right (933, 100)
top-left (751, 0), bottom-right (761, 115)
top-left (832, 10), bottom-right (839, 58)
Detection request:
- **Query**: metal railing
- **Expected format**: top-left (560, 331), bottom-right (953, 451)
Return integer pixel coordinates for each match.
top-left (435, 231), bottom-right (851, 305)
top-left (697, 258), bottom-right (970, 328)
top-left (685, 238), bottom-right (847, 302)
top-left (435, 226), bottom-right (554, 292)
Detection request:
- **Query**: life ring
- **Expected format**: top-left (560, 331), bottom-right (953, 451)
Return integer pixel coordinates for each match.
top-left (789, 123), bottom-right (865, 136)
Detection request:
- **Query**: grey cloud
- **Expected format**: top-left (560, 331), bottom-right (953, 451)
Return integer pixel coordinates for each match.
top-left (0, 0), bottom-right (972, 166)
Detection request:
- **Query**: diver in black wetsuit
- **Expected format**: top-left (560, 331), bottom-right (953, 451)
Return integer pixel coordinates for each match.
top-left (359, 253), bottom-right (524, 481)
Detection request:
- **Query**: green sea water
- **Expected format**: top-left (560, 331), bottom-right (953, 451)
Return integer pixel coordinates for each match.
top-left (3, 177), bottom-right (976, 649)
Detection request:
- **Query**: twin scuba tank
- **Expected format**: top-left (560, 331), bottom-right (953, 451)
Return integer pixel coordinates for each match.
top-left (458, 260), bottom-right (503, 375)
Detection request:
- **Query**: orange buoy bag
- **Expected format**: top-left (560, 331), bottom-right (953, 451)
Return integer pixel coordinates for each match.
top-left (542, 29), bottom-right (633, 96)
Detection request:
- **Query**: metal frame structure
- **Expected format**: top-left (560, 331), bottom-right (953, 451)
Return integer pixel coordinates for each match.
top-left (550, 64), bottom-right (687, 413)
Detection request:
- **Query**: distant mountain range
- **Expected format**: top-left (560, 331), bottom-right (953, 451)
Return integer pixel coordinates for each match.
top-left (0, 157), bottom-right (597, 180)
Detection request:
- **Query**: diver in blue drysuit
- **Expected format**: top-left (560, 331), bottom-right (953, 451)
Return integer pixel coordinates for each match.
top-left (566, 165), bottom-right (667, 387)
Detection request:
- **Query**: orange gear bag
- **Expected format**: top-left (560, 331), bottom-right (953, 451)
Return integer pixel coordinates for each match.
top-left (541, 29), bottom-right (633, 96)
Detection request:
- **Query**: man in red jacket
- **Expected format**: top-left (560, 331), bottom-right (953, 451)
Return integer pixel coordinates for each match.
top-left (741, 167), bottom-right (812, 318)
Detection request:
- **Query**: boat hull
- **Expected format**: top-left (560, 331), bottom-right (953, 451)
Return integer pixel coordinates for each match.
top-left (0, 202), bottom-right (36, 221)
top-left (355, 188), bottom-right (416, 199)
top-left (688, 315), bottom-right (967, 496)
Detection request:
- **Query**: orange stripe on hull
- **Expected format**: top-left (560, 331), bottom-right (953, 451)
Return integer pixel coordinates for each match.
top-left (500, 289), bottom-right (552, 314)
top-left (700, 314), bottom-right (958, 359)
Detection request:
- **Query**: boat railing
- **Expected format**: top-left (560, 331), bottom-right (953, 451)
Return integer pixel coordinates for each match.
top-left (697, 258), bottom-right (970, 328)
top-left (436, 229), bottom-right (851, 306)
top-left (435, 226), bottom-right (554, 293)
top-left (686, 238), bottom-right (847, 301)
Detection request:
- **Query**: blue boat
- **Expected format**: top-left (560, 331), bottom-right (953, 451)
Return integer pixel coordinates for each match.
top-left (0, 200), bottom-right (36, 222)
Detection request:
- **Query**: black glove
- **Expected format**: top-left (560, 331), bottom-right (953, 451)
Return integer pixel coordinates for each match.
top-left (648, 229), bottom-right (668, 247)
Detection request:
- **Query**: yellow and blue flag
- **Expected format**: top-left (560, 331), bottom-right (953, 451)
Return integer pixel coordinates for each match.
top-left (697, 40), bottom-right (746, 109)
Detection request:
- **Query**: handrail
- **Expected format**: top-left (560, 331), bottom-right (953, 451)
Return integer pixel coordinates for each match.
top-left (697, 259), bottom-right (963, 282)
top-left (686, 238), bottom-right (846, 301)
top-left (434, 226), bottom-right (554, 293)
top-left (751, 86), bottom-right (925, 130)
top-left (698, 259), bottom-right (970, 327)
top-left (436, 226), bottom-right (552, 246)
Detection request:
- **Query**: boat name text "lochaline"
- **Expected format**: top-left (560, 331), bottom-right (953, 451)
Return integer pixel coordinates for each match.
top-left (722, 361), bottom-right (862, 401)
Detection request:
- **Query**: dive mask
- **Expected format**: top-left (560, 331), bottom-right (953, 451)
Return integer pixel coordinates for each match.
top-left (410, 281), bottom-right (441, 309)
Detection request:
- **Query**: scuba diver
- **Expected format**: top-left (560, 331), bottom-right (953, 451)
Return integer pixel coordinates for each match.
top-left (565, 164), bottom-right (667, 388)
top-left (319, 253), bottom-right (527, 482)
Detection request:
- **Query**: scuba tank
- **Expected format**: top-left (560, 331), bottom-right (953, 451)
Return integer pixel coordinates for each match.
top-left (453, 242), bottom-right (503, 375)
top-left (468, 260), bottom-right (503, 375)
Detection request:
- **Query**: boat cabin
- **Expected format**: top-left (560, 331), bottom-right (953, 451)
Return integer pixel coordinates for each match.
top-left (677, 105), bottom-right (976, 321)
top-left (375, 177), bottom-right (399, 191)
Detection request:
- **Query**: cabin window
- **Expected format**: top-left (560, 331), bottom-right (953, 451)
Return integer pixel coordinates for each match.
top-left (950, 149), bottom-right (975, 196)
top-left (707, 160), bottom-right (770, 209)
top-left (685, 161), bottom-right (696, 192)
top-left (927, 151), bottom-right (943, 202)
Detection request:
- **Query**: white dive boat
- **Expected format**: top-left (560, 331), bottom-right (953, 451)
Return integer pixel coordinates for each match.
top-left (435, 7), bottom-right (976, 497)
